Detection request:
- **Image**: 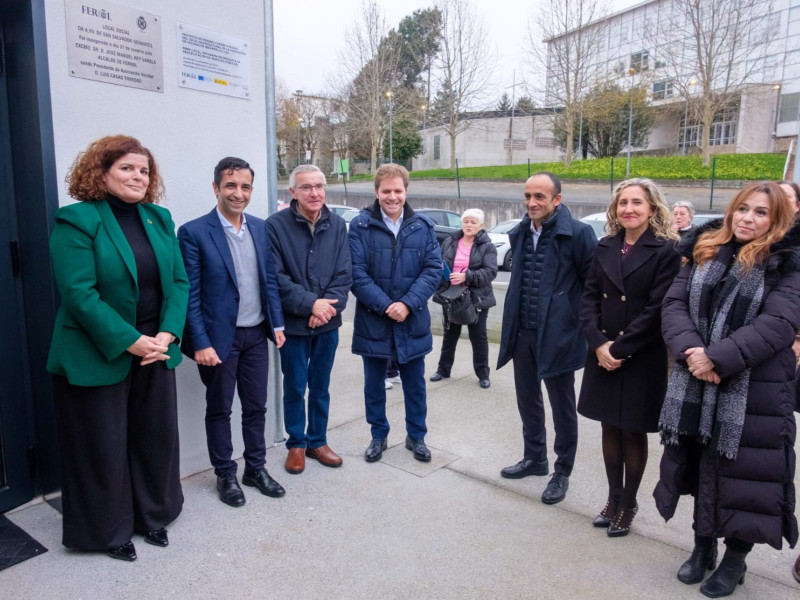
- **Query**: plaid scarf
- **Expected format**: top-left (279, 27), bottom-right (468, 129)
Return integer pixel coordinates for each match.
top-left (659, 242), bottom-right (765, 459)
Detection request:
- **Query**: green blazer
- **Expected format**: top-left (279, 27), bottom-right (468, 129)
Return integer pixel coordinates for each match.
top-left (47, 199), bottom-right (189, 386)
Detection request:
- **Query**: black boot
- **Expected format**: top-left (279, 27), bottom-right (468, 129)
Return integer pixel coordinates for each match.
top-left (677, 539), bottom-right (717, 584)
top-left (699, 547), bottom-right (748, 598)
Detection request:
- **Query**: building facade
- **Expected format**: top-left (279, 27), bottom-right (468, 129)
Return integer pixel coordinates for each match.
top-left (544, 0), bottom-right (800, 156)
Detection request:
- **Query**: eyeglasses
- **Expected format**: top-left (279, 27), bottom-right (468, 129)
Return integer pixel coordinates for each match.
top-left (296, 184), bottom-right (327, 192)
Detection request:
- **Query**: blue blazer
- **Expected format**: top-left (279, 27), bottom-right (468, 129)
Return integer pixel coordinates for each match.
top-left (178, 208), bottom-right (284, 362)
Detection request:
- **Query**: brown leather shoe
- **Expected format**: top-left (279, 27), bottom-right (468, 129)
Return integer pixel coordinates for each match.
top-left (306, 445), bottom-right (343, 468)
top-left (285, 447), bottom-right (305, 474)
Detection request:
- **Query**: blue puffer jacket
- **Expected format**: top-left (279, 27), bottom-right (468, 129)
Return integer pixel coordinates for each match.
top-left (349, 200), bottom-right (442, 362)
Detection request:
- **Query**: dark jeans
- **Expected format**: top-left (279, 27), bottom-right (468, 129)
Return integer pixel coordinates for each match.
top-left (279, 330), bottom-right (338, 449)
top-left (512, 328), bottom-right (578, 476)
top-left (436, 308), bottom-right (489, 379)
top-left (363, 355), bottom-right (427, 440)
top-left (199, 324), bottom-right (269, 476)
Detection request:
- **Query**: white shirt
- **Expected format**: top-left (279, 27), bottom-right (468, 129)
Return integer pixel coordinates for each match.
top-left (216, 206), bottom-right (247, 238)
top-left (381, 208), bottom-right (403, 238)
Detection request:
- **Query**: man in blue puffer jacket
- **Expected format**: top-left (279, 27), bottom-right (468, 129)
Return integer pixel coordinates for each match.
top-left (349, 163), bottom-right (442, 463)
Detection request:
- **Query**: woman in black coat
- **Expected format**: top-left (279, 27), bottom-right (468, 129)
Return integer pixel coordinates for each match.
top-left (654, 181), bottom-right (800, 598)
top-left (578, 178), bottom-right (681, 537)
top-left (430, 208), bottom-right (497, 388)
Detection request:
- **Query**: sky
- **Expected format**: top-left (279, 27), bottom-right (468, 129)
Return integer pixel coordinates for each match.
top-left (272, 0), bottom-right (644, 106)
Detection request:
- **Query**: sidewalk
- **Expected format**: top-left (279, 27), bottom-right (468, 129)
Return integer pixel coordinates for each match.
top-left (3, 321), bottom-right (798, 599)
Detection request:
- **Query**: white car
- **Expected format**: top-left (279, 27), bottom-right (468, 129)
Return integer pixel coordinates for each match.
top-left (487, 219), bottom-right (521, 271)
top-left (580, 211), bottom-right (723, 239)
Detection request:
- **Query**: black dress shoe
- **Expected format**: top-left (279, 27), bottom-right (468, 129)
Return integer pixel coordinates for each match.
top-left (479, 379), bottom-right (491, 389)
top-left (243, 468), bottom-right (286, 498)
top-left (607, 503), bottom-right (638, 537)
top-left (678, 543), bottom-right (718, 584)
top-left (107, 541), bottom-right (137, 562)
top-left (144, 528), bottom-right (168, 547)
top-left (500, 458), bottom-right (549, 479)
top-left (405, 436), bottom-right (431, 462)
top-left (699, 548), bottom-right (748, 598)
top-left (541, 473), bottom-right (569, 505)
top-left (429, 372), bottom-right (448, 382)
top-left (364, 438), bottom-right (387, 462)
top-left (592, 499), bottom-right (618, 528)
top-left (217, 473), bottom-right (246, 507)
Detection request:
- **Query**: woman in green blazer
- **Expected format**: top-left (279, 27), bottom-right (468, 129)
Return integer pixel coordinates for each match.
top-left (47, 135), bottom-right (188, 561)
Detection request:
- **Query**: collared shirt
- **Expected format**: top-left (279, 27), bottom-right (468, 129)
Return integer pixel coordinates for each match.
top-left (530, 220), bottom-right (543, 251)
top-left (216, 206), bottom-right (247, 238)
top-left (381, 207), bottom-right (403, 238)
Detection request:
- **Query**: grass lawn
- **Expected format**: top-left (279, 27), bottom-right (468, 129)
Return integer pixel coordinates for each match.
top-left (346, 154), bottom-right (785, 182)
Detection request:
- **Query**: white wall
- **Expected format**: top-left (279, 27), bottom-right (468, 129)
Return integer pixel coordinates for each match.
top-left (44, 0), bottom-right (280, 477)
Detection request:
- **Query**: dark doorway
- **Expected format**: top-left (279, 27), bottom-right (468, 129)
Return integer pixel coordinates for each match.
top-left (0, 23), bottom-right (36, 513)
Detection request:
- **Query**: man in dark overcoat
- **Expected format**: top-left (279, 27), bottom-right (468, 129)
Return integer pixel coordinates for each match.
top-left (497, 172), bottom-right (597, 504)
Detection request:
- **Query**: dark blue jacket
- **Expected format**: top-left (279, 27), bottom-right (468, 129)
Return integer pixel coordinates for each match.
top-left (266, 201), bottom-right (352, 336)
top-left (497, 205), bottom-right (596, 378)
top-left (349, 200), bottom-right (442, 362)
top-left (178, 209), bottom-right (285, 362)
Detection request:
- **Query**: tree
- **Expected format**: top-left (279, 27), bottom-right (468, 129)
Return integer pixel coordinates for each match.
top-left (336, 1), bottom-right (401, 172)
top-left (393, 7), bottom-right (442, 111)
top-left (525, 0), bottom-right (607, 168)
top-left (496, 92), bottom-right (512, 112)
top-left (432, 0), bottom-right (494, 172)
top-left (555, 82), bottom-right (655, 158)
top-left (515, 96), bottom-right (535, 114)
top-left (654, 0), bottom-right (773, 166)
top-left (382, 117), bottom-right (423, 163)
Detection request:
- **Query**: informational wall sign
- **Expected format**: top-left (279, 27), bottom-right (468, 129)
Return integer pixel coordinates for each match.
top-left (64, 0), bottom-right (164, 93)
top-left (177, 22), bottom-right (251, 100)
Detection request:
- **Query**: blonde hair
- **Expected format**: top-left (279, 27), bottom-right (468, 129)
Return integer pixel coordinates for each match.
top-left (694, 182), bottom-right (794, 272)
top-left (604, 178), bottom-right (679, 241)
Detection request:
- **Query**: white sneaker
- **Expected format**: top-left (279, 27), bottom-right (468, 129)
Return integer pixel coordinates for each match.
top-left (386, 376), bottom-right (401, 384)
top-left (384, 379), bottom-right (393, 390)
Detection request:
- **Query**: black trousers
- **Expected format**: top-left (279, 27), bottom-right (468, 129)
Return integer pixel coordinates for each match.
top-left (436, 308), bottom-right (490, 379)
top-left (198, 324), bottom-right (269, 476)
top-left (53, 361), bottom-right (183, 551)
top-left (512, 328), bottom-right (578, 476)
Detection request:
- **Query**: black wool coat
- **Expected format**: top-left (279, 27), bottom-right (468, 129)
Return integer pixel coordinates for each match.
top-left (433, 228), bottom-right (497, 309)
top-left (577, 228), bottom-right (681, 432)
top-left (653, 220), bottom-right (800, 549)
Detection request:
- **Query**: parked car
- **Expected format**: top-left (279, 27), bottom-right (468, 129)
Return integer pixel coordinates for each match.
top-left (580, 211), bottom-right (723, 239)
top-left (327, 204), bottom-right (356, 217)
top-left (416, 208), bottom-right (463, 245)
top-left (487, 219), bottom-right (521, 271)
top-left (341, 208), bottom-right (360, 230)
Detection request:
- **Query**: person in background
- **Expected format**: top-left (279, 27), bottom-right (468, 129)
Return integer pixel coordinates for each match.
top-left (655, 182), bottom-right (800, 598)
top-left (179, 157), bottom-right (286, 508)
top-left (779, 180), bottom-right (800, 216)
top-left (496, 172), bottom-right (597, 505)
top-left (349, 163), bottom-right (441, 463)
top-left (672, 200), bottom-right (695, 239)
top-left (430, 208), bottom-right (497, 388)
top-left (48, 135), bottom-right (188, 561)
top-left (385, 359), bottom-right (401, 390)
top-left (578, 179), bottom-right (680, 537)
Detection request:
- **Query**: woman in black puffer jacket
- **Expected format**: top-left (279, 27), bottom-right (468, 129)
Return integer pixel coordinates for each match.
top-left (654, 181), bottom-right (800, 598)
top-left (430, 208), bottom-right (497, 388)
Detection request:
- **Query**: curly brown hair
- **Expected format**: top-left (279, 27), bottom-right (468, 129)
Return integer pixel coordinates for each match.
top-left (66, 135), bottom-right (164, 203)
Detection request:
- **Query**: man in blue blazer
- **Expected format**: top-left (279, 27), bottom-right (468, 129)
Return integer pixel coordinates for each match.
top-left (178, 157), bottom-right (286, 508)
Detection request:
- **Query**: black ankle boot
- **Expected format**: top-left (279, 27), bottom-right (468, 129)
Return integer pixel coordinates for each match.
top-left (699, 547), bottom-right (748, 598)
top-left (677, 542), bottom-right (717, 584)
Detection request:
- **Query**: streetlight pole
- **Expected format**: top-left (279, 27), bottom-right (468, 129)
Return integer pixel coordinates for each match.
top-left (626, 69), bottom-right (635, 178)
top-left (294, 89), bottom-right (303, 168)
top-left (682, 79), bottom-right (697, 156)
top-left (386, 91), bottom-right (394, 164)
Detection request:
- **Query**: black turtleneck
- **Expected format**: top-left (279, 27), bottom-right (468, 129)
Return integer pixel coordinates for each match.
top-left (106, 194), bottom-right (163, 329)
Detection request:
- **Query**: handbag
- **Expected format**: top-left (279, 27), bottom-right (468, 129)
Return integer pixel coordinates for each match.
top-left (439, 284), bottom-right (478, 326)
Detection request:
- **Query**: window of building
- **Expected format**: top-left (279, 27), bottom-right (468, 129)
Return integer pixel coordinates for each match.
top-left (630, 50), bottom-right (650, 73)
top-left (503, 139), bottom-right (527, 150)
top-left (535, 137), bottom-right (557, 148)
top-left (709, 107), bottom-right (738, 146)
top-left (779, 92), bottom-right (800, 122)
top-left (433, 135), bottom-right (440, 160)
top-left (785, 49), bottom-right (800, 81)
top-left (652, 80), bottom-right (674, 100)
